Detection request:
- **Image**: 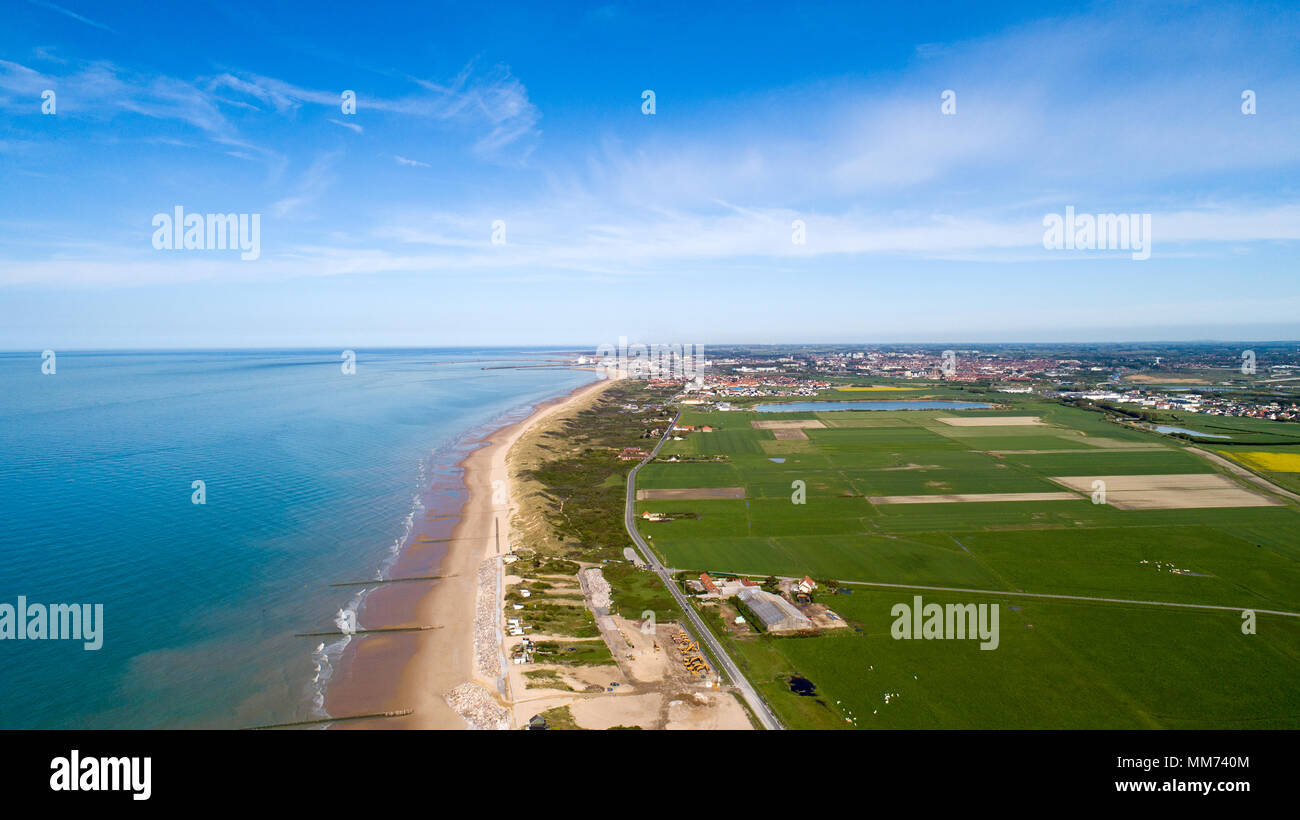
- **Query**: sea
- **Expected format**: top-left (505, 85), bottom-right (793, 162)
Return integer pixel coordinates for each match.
top-left (0, 348), bottom-right (597, 728)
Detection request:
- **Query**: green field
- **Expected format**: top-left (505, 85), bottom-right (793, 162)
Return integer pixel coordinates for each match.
top-left (637, 395), bottom-right (1300, 728)
top-left (719, 588), bottom-right (1300, 729)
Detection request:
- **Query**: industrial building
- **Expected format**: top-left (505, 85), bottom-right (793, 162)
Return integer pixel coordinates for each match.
top-left (737, 587), bottom-right (814, 633)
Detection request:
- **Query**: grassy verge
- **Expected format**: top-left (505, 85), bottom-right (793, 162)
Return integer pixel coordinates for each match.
top-left (537, 705), bottom-right (580, 730)
top-left (508, 379), bottom-right (685, 637)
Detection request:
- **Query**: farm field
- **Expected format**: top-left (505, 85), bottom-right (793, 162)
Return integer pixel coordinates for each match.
top-left (717, 587), bottom-right (1300, 729)
top-left (636, 394), bottom-right (1300, 728)
top-left (1132, 415), bottom-right (1300, 496)
top-left (1164, 417), bottom-right (1300, 495)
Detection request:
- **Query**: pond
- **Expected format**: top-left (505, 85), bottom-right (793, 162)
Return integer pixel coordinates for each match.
top-left (1152, 424), bottom-right (1231, 439)
top-left (787, 675), bottom-right (817, 697)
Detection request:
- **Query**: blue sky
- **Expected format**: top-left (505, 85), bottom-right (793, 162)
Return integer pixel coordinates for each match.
top-left (1, 0), bottom-right (1298, 348)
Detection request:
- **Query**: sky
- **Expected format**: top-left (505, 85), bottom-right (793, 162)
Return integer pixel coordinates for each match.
top-left (1, 0), bottom-right (1298, 348)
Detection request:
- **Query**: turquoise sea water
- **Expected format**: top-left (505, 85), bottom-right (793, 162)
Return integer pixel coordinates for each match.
top-left (0, 349), bottom-right (595, 728)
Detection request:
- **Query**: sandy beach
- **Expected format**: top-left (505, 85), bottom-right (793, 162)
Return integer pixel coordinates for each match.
top-left (325, 375), bottom-right (613, 729)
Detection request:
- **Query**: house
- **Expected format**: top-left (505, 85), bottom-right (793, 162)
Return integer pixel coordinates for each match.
top-left (795, 576), bottom-right (817, 595)
top-left (699, 573), bottom-right (720, 595)
top-left (700, 426), bottom-right (714, 432)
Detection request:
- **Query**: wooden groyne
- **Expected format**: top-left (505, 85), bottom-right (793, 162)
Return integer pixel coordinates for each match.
top-left (327, 574), bottom-right (452, 588)
top-left (293, 625), bottom-right (442, 638)
top-left (247, 709), bottom-right (414, 730)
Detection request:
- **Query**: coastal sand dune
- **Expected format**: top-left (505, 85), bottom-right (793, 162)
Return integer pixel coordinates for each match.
top-left (365, 377), bottom-right (614, 729)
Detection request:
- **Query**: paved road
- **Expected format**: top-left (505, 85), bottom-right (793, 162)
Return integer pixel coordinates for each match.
top-left (623, 408), bottom-right (784, 730)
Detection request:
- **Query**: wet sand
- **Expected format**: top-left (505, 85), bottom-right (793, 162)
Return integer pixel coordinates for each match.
top-left (325, 376), bottom-right (611, 728)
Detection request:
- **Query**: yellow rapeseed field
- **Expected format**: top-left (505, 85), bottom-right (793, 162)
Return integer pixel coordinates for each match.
top-left (1221, 451), bottom-right (1300, 473)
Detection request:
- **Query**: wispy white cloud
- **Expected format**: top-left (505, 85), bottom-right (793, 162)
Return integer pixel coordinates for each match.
top-left (328, 118), bottom-right (363, 134)
top-left (271, 151), bottom-right (340, 218)
top-left (26, 0), bottom-right (116, 34)
top-left (3, 2), bottom-right (1298, 292)
top-left (5, 200), bottom-right (1297, 289)
top-left (0, 59), bottom-right (234, 137)
top-left (209, 62), bottom-right (540, 157)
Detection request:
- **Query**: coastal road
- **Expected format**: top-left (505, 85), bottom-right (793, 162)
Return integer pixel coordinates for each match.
top-left (622, 407), bottom-right (785, 730)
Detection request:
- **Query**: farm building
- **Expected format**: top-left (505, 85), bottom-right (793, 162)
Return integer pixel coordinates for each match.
top-left (737, 587), bottom-right (814, 633)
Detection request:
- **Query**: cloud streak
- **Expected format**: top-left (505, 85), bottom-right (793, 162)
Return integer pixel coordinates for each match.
top-left (26, 0), bottom-right (116, 34)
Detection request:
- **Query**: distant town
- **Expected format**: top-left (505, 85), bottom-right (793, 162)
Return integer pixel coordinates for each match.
top-left (581, 342), bottom-right (1300, 422)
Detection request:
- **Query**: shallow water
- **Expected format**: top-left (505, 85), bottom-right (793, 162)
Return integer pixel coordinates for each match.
top-left (0, 348), bottom-right (594, 728)
top-left (1152, 424), bottom-right (1231, 439)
